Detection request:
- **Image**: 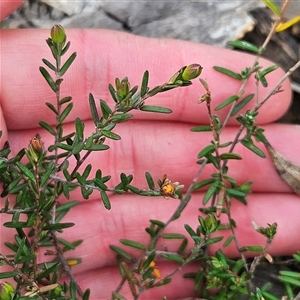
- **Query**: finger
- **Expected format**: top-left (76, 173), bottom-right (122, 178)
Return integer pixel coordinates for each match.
top-left (0, 1), bottom-right (24, 20)
top-left (8, 122), bottom-right (300, 194)
top-left (1, 29), bottom-right (291, 130)
top-left (34, 191), bottom-right (300, 275)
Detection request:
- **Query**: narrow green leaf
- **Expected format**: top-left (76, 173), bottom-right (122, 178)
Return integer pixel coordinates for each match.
top-left (141, 70), bottom-right (149, 97)
top-left (161, 233), bottom-right (186, 239)
top-left (46, 102), bottom-right (58, 115)
top-left (39, 121), bottom-right (56, 135)
top-left (142, 251), bottom-right (156, 270)
top-left (111, 113), bottom-right (132, 123)
top-left (70, 280), bottom-right (76, 300)
top-left (240, 245), bottom-right (264, 252)
top-left (61, 41), bottom-right (71, 56)
top-left (94, 178), bottom-right (108, 191)
top-left (162, 253), bottom-right (185, 264)
top-left (4, 221), bottom-right (29, 228)
top-left (101, 190), bottom-right (111, 210)
top-left (102, 130), bottom-right (121, 140)
top-left (262, 0), bottom-right (281, 15)
top-left (42, 58), bottom-right (56, 71)
top-left (0, 271), bottom-right (18, 279)
top-left (190, 125), bottom-right (212, 132)
top-left (140, 105), bottom-right (172, 114)
top-left (197, 144), bottom-right (215, 159)
top-left (213, 66), bottom-right (242, 80)
top-left (108, 84), bottom-right (118, 103)
top-left (149, 219), bottom-right (165, 227)
top-left (193, 178), bottom-right (215, 191)
top-left (43, 222), bottom-right (75, 230)
top-left (127, 185), bottom-right (140, 194)
top-left (203, 180), bottom-right (221, 205)
top-left (241, 138), bottom-right (266, 158)
top-left (59, 103), bottom-right (73, 123)
top-left (223, 235), bottom-right (234, 247)
top-left (178, 238), bottom-right (188, 254)
top-left (75, 117), bottom-right (84, 141)
top-left (59, 52), bottom-right (77, 76)
top-left (219, 153), bottom-right (242, 160)
top-left (120, 239), bottom-right (146, 250)
top-left (260, 65), bottom-right (278, 77)
top-left (59, 96), bottom-right (72, 105)
top-left (230, 94), bottom-right (254, 116)
top-left (89, 93), bottom-right (100, 125)
top-left (109, 245), bottom-right (134, 261)
top-left (55, 142), bottom-right (73, 151)
top-left (84, 144), bottom-right (109, 151)
top-left (100, 99), bottom-right (112, 119)
top-left (145, 172), bottom-right (155, 190)
top-left (56, 200), bottom-right (80, 212)
top-left (40, 162), bottom-right (55, 187)
top-left (227, 40), bottom-right (261, 54)
top-left (153, 278), bottom-right (172, 287)
top-left (16, 162), bottom-right (35, 182)
top-left (215, 95), bottom-right (239, 111)
top-left (83, 289), bottom-right (91, 300)
top-left (226, 188), bottom-right (247, 199)
top-left (205, 236), bottom-right (223, 245)
top-left (39, 66), bottom-right (58, 92)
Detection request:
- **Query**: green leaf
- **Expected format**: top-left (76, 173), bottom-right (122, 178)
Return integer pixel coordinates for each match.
top-left (215, 95), bottom-right (239, 111)
top-left (0, 271), bottom-right (18, 279)
top-left (55, 142), bottom-right (73, 151)
top-left (142, 251), bottom-right (156, 270)
top-left (227, 40), bottom-right (261, 54)
top-left (161, 233), bottom-right (186, 239)
top-left (42, 58), bottom-right (56, 71)
top-left (192, 178), bottom-right (215, 190)
top-left (39, 66), bottom-right (58, 92)
top-left (101, 190), bottom-right (111, 210)
top-left (149, 219), bottom-right (165, 227)
top-left (162, 253), bottom-right (185, 264)
top-left (59, 52), bottom-right (77, 76)
top-left (262, 0), bottom-right (281, 15)
top-left (111, 113), bottom-right (132, 123)
top-left (59, 103), bottom-right (73, 123)
top-left (83, 289), bottom-right (91, 300)
top-left (140, 105), bottom-right (172, 114)
top-left (43, 222), bottom-right (75, 230)
top-left (94, 178), bottom-right (108, 191)
top-left (223, 235), bottom-right (234, 247)
top-left (203, 180), bottom-right (221, 204)
top-left (100, 99), bottom-right (112, 119)
top-left (145, 172), bottom-right (155, 190)
top-left (75, 117), bottom-right (84, 141)
top-left (213, 66), bottom-right (242, 80)
top-left (40, 162), bottom-right (55, 187)
top-left (46, 102), bottom-right (58, 114)
top-left (230, 94), bottom-right (254, 116)
top-left (120, 239), bottom-right (146, 250)
top-left (205, 236), bottom-right (223, 245)
top-left (197, 144), bottom-right (215, 159)
top-left (109, 245), bottom-right (134, 262)
top-left (16, 162), bottom-right (35, 182)
top-left (39, 121), bottom-right (56, 135)
top-left (84, 144), bottom-right (109, 151)
top-left (102, 130), bottom-right (121, 140)
top-left (219, 153), bottom-right (242, 160)
top-left (56, 200), bottom-right (80, 212)
top-left (239, 245), bottom-right (264, 252)
top-left (141, 70), bottom-right (149, 97)
top-left (108, 84), bottom-right (118, 103)
top-left (59, 96), bottom-right (72, 105)
top-left (190, 125), bottom-right (212, 132)
top-left (241, 138), bottom-right (266, 158)
top-left (89, 93), bottom-right (100, 125)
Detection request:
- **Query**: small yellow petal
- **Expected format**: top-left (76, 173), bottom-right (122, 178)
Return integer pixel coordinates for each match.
top-left (276, 16), bottom-right (300, 32)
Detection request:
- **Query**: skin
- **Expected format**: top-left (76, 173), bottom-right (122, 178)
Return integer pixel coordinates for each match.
top-left (1, 1), bottom-right (300, 299)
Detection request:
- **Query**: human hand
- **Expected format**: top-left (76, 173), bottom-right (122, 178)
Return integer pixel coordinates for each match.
top-left (1, 2), bottom-right (299, 299)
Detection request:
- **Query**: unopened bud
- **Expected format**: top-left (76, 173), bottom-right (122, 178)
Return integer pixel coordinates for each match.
top-left (0, 282), bottom-right (15, 300)
top-left (51, 24), bottom-right (66, 45)
top-left (181, 64), bottom-right (202, 81)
